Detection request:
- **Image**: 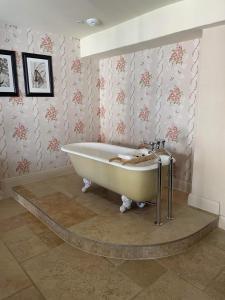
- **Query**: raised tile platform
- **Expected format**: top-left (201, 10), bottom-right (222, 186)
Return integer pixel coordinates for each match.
top-left (12, 172), bottom-right (218, 259)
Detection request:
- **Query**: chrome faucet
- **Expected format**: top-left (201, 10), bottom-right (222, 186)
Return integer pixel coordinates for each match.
top-left (140, 139), bottom-right (166, 151)
top-left (149, 139), bottom-right (166, 151)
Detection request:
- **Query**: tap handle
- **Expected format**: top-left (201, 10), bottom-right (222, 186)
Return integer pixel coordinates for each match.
top-left (156, 140), bottom-right (160, 149)
top-left (161, 139), bottom-right (165, 148)
top-left (150, 142), bottom-right (155, 151)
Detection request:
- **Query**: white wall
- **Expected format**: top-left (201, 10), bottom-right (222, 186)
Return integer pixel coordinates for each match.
top-left (188, 24), bottom-right (225, 229)
top-left (80, 0), bottom-right (225, 57)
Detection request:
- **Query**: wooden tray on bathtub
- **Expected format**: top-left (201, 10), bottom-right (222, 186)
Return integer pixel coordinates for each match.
top-left (109, 148), bottom-right (168, 165)
top-left (109, 154), bottom-right (156, 165)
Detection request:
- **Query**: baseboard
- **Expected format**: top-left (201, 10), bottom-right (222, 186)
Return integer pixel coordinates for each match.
top-left (173, 178), bottom-right (191, 193)
top-left (1, 166), bottom-right (74, 198)
top-left (219, 215), bottom-right (225, 230)
top-left (188, 193), bottom-right (220, 215)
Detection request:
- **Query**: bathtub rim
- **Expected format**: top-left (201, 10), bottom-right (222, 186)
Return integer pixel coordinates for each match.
top-left (61, 142), bottom-right (170, 172)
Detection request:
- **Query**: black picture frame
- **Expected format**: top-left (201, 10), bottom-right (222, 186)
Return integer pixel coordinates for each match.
top-left (22, 52), bottom-right (54, 97)
top-left (0, 49), bottom-right (19, 97)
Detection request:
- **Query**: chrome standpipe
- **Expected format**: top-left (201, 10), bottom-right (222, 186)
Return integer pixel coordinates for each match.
top-left (161, 145), bottom-right (174, 221)
top-left (153, 139), bottom-right (174, 223)
top-left (167, 155), bottom-right (174, 220)
top-left (149, 150), bottom-right (163, 225)
top-left (155, 157), bottom-right (163, 225)
top-left (138, 138), bottom-right (174, 225)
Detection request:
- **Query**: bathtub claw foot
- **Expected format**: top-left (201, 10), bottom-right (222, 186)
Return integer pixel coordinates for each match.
top-left (136, 202), bottom-right (146, 208)
top-left (120, 195), bottom-right (132, 213)
top-left (82, 178), bottom-right (91, 193)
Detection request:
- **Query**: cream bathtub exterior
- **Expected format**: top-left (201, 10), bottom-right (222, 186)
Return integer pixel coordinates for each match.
top-left (62, 143), bottom-right (169, 202)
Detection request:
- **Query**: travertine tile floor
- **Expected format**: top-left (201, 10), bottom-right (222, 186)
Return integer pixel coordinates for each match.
top-left (0, 175), bottom-right (224, 299)
top-left (0, 198), bottom-right (225, 300)
top-left (13, 173), bottom-right (217, 250)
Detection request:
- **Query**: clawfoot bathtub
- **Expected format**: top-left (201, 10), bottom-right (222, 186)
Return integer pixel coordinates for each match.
top-left (61, 142), bottom-right (170, 214)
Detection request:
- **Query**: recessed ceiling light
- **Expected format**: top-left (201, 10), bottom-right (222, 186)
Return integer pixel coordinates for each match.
top-left (76, 18), bottom-right (101, 27)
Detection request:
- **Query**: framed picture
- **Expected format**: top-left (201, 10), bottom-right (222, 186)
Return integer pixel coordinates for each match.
top-left (22, 52), bottom-right (54, 97)
top-left (0, 50), bottom-right (19, 97)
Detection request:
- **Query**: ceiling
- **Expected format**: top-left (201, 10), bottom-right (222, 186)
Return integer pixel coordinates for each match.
top-left (0, 0), bottom-right (181, 38)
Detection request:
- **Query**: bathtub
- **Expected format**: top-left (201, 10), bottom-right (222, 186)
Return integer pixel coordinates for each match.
top-left (61, 142), bottom-right (170, 213)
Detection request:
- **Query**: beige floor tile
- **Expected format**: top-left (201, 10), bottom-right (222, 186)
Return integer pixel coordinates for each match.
top-left (146, 206), bottom-right (216, 244)
top-left (118, 260), bottom-right (166, 288)
top-left (74, 191), bottom-right (120, 216)
top-left (21, 213), bottom-right (48, 235)
top-left (38, 229), bottom-right (64, 249)
top-left (0, 240), bottom-right (15, 262)
top-left (22, 243), bottom-right (142, 300)
top-left (2, 226), bottom-right (49, 262)
top-left (13, 186), bottom-right (37, 201)
top-left (69, 213), bottom-right (157, 245)
top-left (205, 268), bottom-right (225, 300)
top-left (106, 257), bottom-right (125, 266)
top-left (24, 181), bottom-right (57, 198)
top-left (11, 172), bottom-right (218, 261)
top-left (0, 241), bottom-right (31, 300)
top-left (0, 212), bottom-right (46, 239)
top-left (0, 214), bottom-right (25, 239)
top-left (159, 241), bottom-right (225, 290)
top-left (69, 204), bottom-right (216, 246)
top-left (203, 228), bottom-right (225, 251)
top-left (134, 271), bottom-right (212, 300)
top-left (36, 192), bottom-right (96, 228)
top-left (46, 174), bottom-right (83, 198)
top-left (6, 286), bottom-right (45, 300)
top-left (0, 198), bottom-right (26, 221)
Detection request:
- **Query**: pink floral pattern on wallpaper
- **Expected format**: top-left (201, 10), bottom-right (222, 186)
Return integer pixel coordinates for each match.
top-left (71, 59), bottom-right (81, 73)
top-left (74, 120), bottom-right (85, 134)
top-left (139, 71), bottom-right (152, 87)
top-left (0, 23), bottom-right (199, 188)
top-left (98, 133), bottom-right (106, 143)
top-left (73, 90), bottom-right (83, 104)
top-left (166, 126), bottom-right (179, 142)
top-left (116, 56), bottom-right (126, 72)
top-left (47, 138), bottom-right (60, 152)
top-left (0, 23), bottom-right (100, 179)
top-left (169, 44), bottom-right (185, 65)
top-left (96, 77), bottom-right (105, 90)
top-left (45, 105), bottom-right (58, 121)
top-left (40, 34), bottom-right (54, 53)
top-left (97, 106), bottom-right (106, 119)
top-left (99, 39), bottom-right (200, 188)
top-left (12, 124), bottom-right (28, 140)
top-left (116, 90), bottom-right (125, 104)
top-left (167, 86), bottom-right (183, 104)
top-left (9, 94), bottom-right (24, 106)
top-left (116, 121), bottom-right (126, 135)
top-left (16, 158), bottom-right (31, 175)
top-left (139, 106), bottom-right (150, 122)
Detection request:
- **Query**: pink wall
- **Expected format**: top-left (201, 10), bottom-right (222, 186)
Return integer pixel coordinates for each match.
top-left (0, 23), bottom-right (100, 179)
top-left (99, 39), bottom-right (200, 189)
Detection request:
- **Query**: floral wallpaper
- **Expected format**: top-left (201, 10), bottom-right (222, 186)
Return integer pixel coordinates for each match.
top-left (0, 23), bottom-right (100, 179)
top-left (99, 40), bottom-right (200, 188)
top-left (0, 22), bottom-right (200, 191)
